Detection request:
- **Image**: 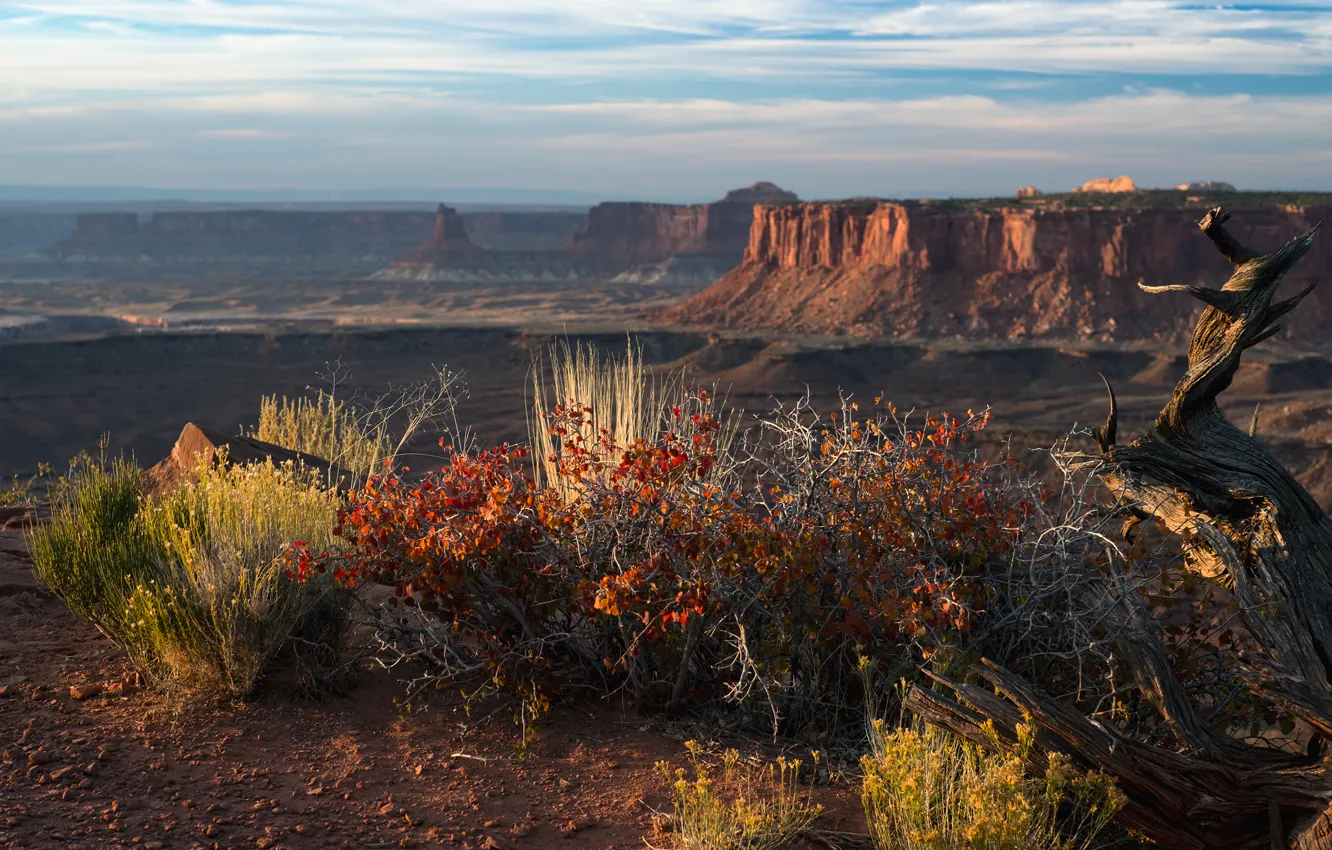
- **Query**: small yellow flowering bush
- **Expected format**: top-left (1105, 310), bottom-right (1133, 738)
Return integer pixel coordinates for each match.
top-left (861, 719), bottom-right (1123, 850)
top-left (33, 453), bottom-right (346, 700)
top-left (656, 740), bottom-right (822, 850)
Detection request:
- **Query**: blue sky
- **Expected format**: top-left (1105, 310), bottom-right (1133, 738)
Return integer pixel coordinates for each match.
top-left (2, 1), bottom-right (1332, 201)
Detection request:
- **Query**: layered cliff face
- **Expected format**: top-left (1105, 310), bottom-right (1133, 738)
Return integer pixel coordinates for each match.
top-left (462, 211), bottom-right (587, 251)
top-left (662, 202), bottom-right (1332, 342)
top-left (378, 200), bottom-right (749, 284)
top-left (0, 213), bottom-right (77, 256)
top-left (564, 200), bottom-right (754, 268)
top-left (55, 210), bottom-right (437, 264)
top-left (560, 184), bottom-right (798, 271)
top-left (51, 207), bottom-right (586, 266)
top-left (47, 184), bottom-right (800, 283)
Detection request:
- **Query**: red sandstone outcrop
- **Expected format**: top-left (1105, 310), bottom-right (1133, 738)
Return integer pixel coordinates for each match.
top-left (1074, 176), bottom-right (1137, 193)
top-left (145, 423), bottom-right (351, 493)
top-left (1015, 186), bottom-right (1042, 198)
top-left (659, 201), bottom-right (1332, 342)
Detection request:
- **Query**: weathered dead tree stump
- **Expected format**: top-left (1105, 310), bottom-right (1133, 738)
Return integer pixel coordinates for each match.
top-left (906, 207), bottom-right (1332, 850)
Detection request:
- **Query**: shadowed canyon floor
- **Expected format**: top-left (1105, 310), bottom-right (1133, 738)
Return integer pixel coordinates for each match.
top-left (3, 323), bottom-right (1331, 506)
top-left (0, 275), bottom-right (700, 332)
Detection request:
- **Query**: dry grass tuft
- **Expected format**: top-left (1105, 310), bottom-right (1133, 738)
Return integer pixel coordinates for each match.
top-left (530, 339), bottom-right (665, 494)
top-left (529, 339), bottom-right (739, 496)
top-left (254, 391), bottom-right (392, 479)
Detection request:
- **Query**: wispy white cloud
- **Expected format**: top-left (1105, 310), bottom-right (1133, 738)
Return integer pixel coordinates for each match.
top-left (527, 91), bottom-right (1332, 162)
top-left (2, 0), bottom-right (1329, 95)
top-left (81, 19), bottom-right (134, 35)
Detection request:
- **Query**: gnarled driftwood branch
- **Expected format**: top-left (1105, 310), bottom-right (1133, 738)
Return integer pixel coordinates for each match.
top-left (908, 207), bottom-right (1332, 849)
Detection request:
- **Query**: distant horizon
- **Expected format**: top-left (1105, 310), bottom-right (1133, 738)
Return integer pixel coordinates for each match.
top-left (5, 178), bottom-right (1332, 210)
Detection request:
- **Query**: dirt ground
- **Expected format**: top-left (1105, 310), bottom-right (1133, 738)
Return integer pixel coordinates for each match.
top-left (0, 526), bottom-right (867, 850)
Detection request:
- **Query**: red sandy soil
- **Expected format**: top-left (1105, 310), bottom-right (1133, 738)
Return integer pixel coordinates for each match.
top-left (0, 526), bottom-right (867, 850)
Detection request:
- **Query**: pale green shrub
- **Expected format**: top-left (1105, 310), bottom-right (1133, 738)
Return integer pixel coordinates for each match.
top-left (31, 455), bottom-right (158, 642)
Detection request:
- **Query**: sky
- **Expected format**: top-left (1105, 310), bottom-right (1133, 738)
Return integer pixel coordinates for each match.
top-left (2, 1), bottom-right (1332, 201)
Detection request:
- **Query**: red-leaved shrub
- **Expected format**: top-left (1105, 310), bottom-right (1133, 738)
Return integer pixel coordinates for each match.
top-left (289, 393), bottom-right (1044, 732)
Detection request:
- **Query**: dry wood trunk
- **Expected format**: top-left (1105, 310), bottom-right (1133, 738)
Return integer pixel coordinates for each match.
top-left (906, 208), bottom-right (1332, 849)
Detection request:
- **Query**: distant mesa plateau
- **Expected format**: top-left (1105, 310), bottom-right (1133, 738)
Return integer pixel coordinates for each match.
top-left (18, 181), bottom-right (801, 285)
top-left (2, 183), bottom-right (1331, 348)
top-left (658, 193), bottom-right (1332, 343)
top-left (48, 208), bottom-right (522, 269)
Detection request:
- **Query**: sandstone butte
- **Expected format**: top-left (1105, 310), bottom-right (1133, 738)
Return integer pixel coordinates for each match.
top-left (1074, 176), bottom-right (1137, 193)
top-left (657, 200), bottom-right (1332, 342)
top-left (398, 204), bottom-right (492, 266)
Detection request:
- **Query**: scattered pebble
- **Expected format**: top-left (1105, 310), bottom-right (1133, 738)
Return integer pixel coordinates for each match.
top-left (49, 765), bottom-right (77, 782)
top-left (69, 683), bottom-right (102, 700)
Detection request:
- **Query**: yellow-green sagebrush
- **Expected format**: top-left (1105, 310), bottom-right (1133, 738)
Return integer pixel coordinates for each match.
top-left (655, 740), bottom-right (822, 850)
top-left (31, 453), bottom-right (345, 700)
top-left (861, 718), bottom-right (1124, 850)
